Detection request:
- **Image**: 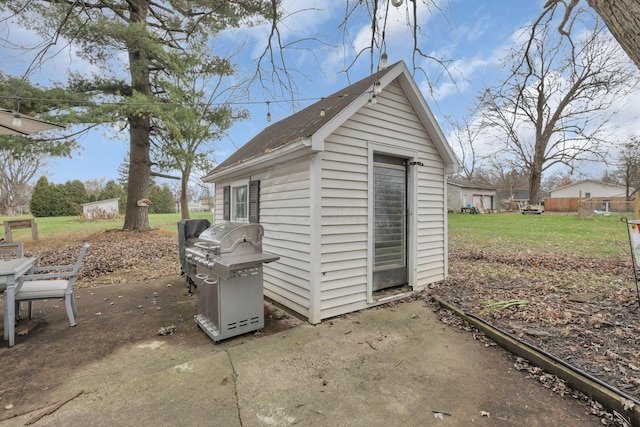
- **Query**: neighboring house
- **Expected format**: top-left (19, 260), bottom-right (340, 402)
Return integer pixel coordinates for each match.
top-left (447, 178), bottom-right (496, 212)
top-left (546, 179), bottom-right (628, 212)
top-left (177, 199), bottom-right (214, 213)
top-left (202, 61), bottom-right (458, 324)
top-left (81, 198), bottom-right (119, 219)
top-left (199, 198), bottom-right (213, 212)
top-left (548, 179), bottom-right (626, 198)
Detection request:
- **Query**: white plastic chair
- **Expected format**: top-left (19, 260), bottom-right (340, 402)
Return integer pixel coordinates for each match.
top-left (0, 242), bottom-right (23, 292)
top-left (15, 243), bottom-right (90, 326)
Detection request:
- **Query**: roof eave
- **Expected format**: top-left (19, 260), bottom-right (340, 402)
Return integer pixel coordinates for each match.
top-left (202, 138), bottom-right (314, 183)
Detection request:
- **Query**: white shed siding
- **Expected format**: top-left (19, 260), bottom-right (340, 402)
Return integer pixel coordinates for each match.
top-left (214, 160), bottom-right (313, 318)
top-left (261, 163), bottom-right (313, 317)
top-left (320, 139), bottom-right (368, 312)
top-left (416, 170), bottom-right (446, 286)
top-left (317, 81), bottom-right (446, 319)
top-left (213, 190), bottom-right (223, 222)
top-left (319, 133), bottom-right (369, 314)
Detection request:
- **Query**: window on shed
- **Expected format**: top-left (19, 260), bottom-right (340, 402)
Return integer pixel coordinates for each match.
top-left (233, 185), bottom-right (248, 221)
top-left (222, 180), bottom-right (260, 223)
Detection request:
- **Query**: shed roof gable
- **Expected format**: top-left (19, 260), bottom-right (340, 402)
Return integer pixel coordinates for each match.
top-left (205, 61), bottom-right (457, 179)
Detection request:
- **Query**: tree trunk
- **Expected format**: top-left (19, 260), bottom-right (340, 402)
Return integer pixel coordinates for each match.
top-left (529, 168), bottom-right (542, 206)
top-left (180, 172), bottom-right (190, 220)
top-left (588, 0), bottom-right (640, 70)
top-left (123, 0), bottom-right (152, 231)
top-left (2, 198), bottom-right (14, 217)
top-left (123, 114), bottom-right (152, 230)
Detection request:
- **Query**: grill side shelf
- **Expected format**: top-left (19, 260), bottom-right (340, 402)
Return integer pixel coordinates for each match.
top-left (210, 252), bottom-right (279, 280)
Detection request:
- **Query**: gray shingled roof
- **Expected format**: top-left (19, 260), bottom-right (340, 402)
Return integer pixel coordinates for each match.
top-left (447, 177), bottom-right (496, 191)
top-left (211, 62), bottom-right (402, 173)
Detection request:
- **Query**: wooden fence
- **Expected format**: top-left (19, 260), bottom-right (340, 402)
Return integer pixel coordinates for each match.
top-left (544, 197), bottom-right (634, 213)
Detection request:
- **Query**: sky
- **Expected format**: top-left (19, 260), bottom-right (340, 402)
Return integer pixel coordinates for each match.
top-left (2, 0), bottom-right (639, 186)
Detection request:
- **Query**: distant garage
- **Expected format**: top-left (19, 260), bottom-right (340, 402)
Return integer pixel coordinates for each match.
top-left (81, 198), bottom-right (120, 219)
top-left (447, 178), bottom-right (496, 213)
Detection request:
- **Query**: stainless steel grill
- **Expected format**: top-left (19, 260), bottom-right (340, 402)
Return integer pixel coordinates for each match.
top-left (183, 222), bottom-right (279, 342)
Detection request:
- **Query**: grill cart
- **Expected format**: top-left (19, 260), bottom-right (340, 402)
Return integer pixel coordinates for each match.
top-left (183, 222), bottom-right (279, 342)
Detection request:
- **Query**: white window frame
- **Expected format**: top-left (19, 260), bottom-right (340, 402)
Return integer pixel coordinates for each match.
top-left (231, 180), bottom-right (249, 222)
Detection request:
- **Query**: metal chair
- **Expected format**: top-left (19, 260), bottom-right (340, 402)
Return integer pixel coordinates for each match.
top-left (0, 242), bottom-right (23, 292)
top-left (15, 243), bottom-right (90, 326)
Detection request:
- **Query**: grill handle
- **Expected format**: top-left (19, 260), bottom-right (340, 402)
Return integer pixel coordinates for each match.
top-left (193, 242), bottom-right (220, 251)
top-left (195, 273), bottom-right (208, 280)
top-left (203, 278), bottom-right (218, 285)
top-left (219, 234), bottom-right (262, 254)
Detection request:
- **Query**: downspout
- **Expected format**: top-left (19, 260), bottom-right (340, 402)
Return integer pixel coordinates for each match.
top-left (443, 175), bottom-right (449, 276)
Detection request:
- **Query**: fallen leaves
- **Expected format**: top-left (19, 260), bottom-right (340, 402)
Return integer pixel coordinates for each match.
top-left (480, 299), bottom-right (529, 313)
top-left (156, 325), bottom-right (177, 336)
top-left (24, 230), bottom-right (180, 282)
top-left (430, 247), bottom-right (640, 403)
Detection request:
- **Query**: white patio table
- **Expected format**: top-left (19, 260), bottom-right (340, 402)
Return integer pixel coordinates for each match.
top-left (0, 257), bottom-right (36, 347)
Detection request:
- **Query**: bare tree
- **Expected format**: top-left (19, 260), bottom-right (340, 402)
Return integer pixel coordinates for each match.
top-left (543, 0), bottom-right (640, 72)
top-left (541, 169), bottom-right (573, 193)
top-left (84, 178), bottom-right (106, 199)
top-left (447, 116), bottom-right (483, 181)
top-left (480, 15), bottom-right (639, 205)
top-left (0, 149), bottom-right (48, 216)
top-left (616, 135), bottom-right (640, 197)
top-left (484, 157), bottom-right (530, 194)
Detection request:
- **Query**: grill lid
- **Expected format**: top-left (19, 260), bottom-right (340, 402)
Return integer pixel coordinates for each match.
top-left (194, 222), bottom-right (264, 255)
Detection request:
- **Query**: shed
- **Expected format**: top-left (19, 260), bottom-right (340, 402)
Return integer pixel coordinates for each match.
top-left (202, 61), bottom-right (458, 324)
top-left (447, 178), bottom-right (496, 212)
top-left (81, 198), bottom-right (120, 219)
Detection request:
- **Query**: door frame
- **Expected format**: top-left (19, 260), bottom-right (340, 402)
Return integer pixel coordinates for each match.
top-left (367, 143), bottom-right (418, 303)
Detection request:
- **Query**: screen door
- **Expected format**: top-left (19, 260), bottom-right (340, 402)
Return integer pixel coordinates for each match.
top-left (373, 153), bottom-right (408, 291)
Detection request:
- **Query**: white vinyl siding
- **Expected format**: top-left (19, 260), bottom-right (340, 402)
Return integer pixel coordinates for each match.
top-left (549, 180), bottom-right (626, 198)
top-left (254, 162), bottom-right (312, 318)
top-left (316, 81), bottom-right (446, 319)
top-left (320, 134), bottom-right (369, 316)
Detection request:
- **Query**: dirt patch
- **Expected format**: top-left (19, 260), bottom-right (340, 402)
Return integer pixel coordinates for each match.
top-left (0, 230), bottom-right (301, 420)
